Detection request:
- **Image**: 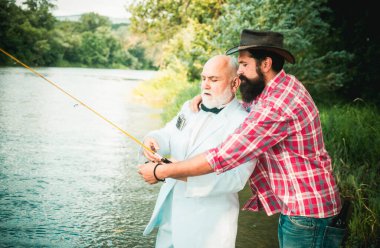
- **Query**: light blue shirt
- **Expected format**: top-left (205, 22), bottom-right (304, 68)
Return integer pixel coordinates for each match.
top-left (143, 98), bottom-right (256, 248)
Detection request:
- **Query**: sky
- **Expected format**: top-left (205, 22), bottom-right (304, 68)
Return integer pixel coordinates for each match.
top-left (17, 0), bottom-right (131, 18)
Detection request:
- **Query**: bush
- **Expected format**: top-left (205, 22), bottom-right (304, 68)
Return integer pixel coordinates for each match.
top-left (133, 61), bottom-right (193, 111)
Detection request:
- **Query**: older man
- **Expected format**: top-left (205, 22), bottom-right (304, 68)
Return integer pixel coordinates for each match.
top-left (141, 55), bottom-right (255, 248)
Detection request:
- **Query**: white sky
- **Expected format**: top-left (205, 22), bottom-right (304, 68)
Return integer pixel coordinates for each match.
top-left (17, 0), bottom-right (131, 18)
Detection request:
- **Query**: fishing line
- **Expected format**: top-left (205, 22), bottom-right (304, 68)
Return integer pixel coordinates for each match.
top-left (0, 48), bottom-right (171, 163)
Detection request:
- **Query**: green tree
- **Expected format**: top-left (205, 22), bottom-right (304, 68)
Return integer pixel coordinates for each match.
top-left (327, 0), bottom-right (380, 104)
top-left (54, 20), bottom-right (83, 64)
top-left (0, 3), bottom-right (155, 69)
top-left (79, 12), bottom-right (112, 32)
top-left (0, 0), bottom-right (58, 66)
top-left (214, 0), bottom-right (352, 97)
top-left (129, 0), bottom-right (353, 95)
top-left (58, 12), bottom-right (155, 69)
top-left (128, 0), bottom-right (225, 78)
top-left (126, 43), bottom-right (157, 70)
top-left (129, 0), bottom-right (225, 43)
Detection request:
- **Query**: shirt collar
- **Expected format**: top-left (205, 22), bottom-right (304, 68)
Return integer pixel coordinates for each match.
top-left (254, 69), bottom-right (286, 103)
top-left (200, 104), bottom-right (224, 114)
top-left (200, 96), bottom-right (238, 114)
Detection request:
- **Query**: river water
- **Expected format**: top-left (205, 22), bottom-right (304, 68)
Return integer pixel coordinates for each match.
top-left (0, 67), bottom-right (278, 247)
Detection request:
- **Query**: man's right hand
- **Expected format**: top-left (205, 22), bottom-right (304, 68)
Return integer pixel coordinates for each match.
top-left (143, 137), bottom-right (161, 162)
top-left (189, 94), bottom-right (202, 112)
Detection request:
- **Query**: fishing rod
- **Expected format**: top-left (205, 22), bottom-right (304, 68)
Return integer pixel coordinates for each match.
top-left (0, 48), bottom-right (171, 164)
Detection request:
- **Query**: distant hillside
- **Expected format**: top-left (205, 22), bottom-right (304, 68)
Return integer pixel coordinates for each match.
top-left (56, 14), bottom-right (129, 24)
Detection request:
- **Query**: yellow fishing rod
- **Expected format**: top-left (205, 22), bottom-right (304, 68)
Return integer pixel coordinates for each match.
top-left (0, 48), bottom-right (171, 164)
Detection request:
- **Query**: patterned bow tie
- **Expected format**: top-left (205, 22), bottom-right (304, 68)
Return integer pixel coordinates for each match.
top-left (200, 104), bottom-right (224, 114)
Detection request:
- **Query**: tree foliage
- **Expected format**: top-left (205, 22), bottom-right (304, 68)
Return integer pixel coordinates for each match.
top-left (214, 0), bottom-right (353, 95)
top-left (0, 0), bottom-right (155, 69)
top-left (128, 0), bottom-right (225, 79)
top-left (0, 0), bottom-right (57, 65)
top-left (327, 0), bottom-right (380, 104)
top-left (129, 0), bottom-right (353, 95)
top-left (129, 0), bottom-right (225, 43)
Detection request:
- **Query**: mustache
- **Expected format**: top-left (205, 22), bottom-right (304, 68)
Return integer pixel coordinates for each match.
top-left (201, 90), bottom-right (212, 95)
top-left (239, 75), bottom-right (249, 83)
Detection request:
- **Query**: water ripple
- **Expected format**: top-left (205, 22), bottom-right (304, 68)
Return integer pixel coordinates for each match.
top-left (0, 67), bottom-right (161, 247)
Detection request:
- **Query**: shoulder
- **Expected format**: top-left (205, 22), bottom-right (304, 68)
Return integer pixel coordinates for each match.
top-left (223, 98), bottom-right (248, 123)
top-left (177, 100), bottom-right (195, 115)
top-left (171, 100), bottom-right (198, 124)
top-left (260, 73), bottom-right (318, 120)
top-left (230, 98), bottom-right (248, 113)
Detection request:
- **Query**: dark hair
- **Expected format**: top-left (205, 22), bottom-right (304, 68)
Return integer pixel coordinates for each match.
top-left (247, 49), bottom-right (284, 72)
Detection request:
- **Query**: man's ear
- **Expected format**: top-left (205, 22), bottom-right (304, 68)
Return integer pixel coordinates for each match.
top-left (231, 77), bottom-right (241, 93)
top-left (261, 57), bottom-right (272, 73)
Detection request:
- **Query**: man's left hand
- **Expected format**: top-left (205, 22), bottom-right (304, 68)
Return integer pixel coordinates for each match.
top-left (138, 162), bottom-right (159, 184)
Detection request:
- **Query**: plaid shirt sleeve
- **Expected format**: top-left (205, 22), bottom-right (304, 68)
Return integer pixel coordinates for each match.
top-left (206, 100), bottom-right (290, 173)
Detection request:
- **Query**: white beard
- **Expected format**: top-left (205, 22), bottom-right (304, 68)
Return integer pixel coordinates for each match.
top-left (201, 87), bottom-right (234, 109)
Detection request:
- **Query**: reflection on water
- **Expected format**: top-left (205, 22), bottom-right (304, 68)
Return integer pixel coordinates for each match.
top-left (0, 67), bottom-right (278, 247)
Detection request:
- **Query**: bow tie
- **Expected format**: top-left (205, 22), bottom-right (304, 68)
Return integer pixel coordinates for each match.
top-left (200, 104), bottom-right (224, 114)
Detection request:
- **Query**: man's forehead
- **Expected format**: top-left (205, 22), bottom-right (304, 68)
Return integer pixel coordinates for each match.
top-left (238, 50), bottom-right (252, 60)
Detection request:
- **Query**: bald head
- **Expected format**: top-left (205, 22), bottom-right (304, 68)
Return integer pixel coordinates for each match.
top-left (203, 55), bottom-right (238, 81)
top-left (200, 55), bottom-right (240, 108)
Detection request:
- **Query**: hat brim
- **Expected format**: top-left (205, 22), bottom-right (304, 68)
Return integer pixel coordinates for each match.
top-left (226, 45), bottom-right (295, 64)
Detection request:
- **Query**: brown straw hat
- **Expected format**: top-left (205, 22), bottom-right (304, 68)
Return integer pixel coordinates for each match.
top-left (226, 29), bottom-right (295, 64)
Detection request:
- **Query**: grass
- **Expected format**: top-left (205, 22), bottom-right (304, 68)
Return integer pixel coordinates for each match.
top-left (320, 102), bottom-right (380, 247)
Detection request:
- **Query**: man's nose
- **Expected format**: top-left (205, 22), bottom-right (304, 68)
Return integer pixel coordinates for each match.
top-left (202, 79), bottom-right (211, 89)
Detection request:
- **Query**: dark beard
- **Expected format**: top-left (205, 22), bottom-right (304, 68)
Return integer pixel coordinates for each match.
top-left (239, 72), bottom-right (265, 103)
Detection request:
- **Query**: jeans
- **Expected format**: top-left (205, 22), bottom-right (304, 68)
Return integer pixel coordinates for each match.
top-left (278, 213), bottom-right (346, 248)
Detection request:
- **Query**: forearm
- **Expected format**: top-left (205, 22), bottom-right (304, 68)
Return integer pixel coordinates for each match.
top-left (157, 153), bottom-right (213, 179)
top-left (186, 161), bottom-right (255, 197)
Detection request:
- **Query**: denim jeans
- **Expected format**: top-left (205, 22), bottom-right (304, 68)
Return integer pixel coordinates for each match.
top-left (278, 213), bottom-right (346, 248)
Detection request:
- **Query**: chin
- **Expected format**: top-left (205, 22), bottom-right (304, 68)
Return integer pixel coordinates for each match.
top-left (201, 95), bottom-right (212, 102)
top-left (202, 100), bottom-right (217, 108)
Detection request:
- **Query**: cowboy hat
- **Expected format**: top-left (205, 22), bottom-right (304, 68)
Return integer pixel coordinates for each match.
top-left (226, 29), bottom-right (295, 64)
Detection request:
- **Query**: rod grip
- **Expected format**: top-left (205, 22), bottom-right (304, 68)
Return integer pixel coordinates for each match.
top-left (161, 157), bottom-right (172, 164)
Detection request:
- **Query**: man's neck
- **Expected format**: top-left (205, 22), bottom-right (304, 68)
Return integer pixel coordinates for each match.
top-left (218, 96), bottom-right (235, 108)
top-left (200, 97), bottom-right (235, 114)
top-left (265, 69), bottom-right (283, 86)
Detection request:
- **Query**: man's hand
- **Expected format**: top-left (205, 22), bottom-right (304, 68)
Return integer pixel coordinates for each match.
top-left (138, 154), bottom-right (212, 184)
top-left (189, 94), bottom-right (202, 112)
top-left (143, 137), bottom-right (161, 162)
top-left (138, 161), bottom-right (160, 184)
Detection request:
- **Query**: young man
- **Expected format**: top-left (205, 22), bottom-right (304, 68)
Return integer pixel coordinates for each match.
top-left (141, 55), bottom-right (255, 248)
top-left (139, 29), bottom-right (345, 248)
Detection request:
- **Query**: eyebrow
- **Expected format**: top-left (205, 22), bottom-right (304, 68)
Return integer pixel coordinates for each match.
top-left (201, 75), bottom-right (220, 79)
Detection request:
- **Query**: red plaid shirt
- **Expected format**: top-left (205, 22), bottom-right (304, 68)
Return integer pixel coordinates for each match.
top-left (206, 70), bottom-right (341, 217)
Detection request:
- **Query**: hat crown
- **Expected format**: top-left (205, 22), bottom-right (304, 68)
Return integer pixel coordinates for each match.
top-left (240, 29), bottom-right (284, 48)
top-left (225, 29), bottom-right (295, 64)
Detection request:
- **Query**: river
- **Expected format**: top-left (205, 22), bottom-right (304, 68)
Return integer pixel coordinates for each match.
top-left (0, 67), bottom-right (278, 247)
